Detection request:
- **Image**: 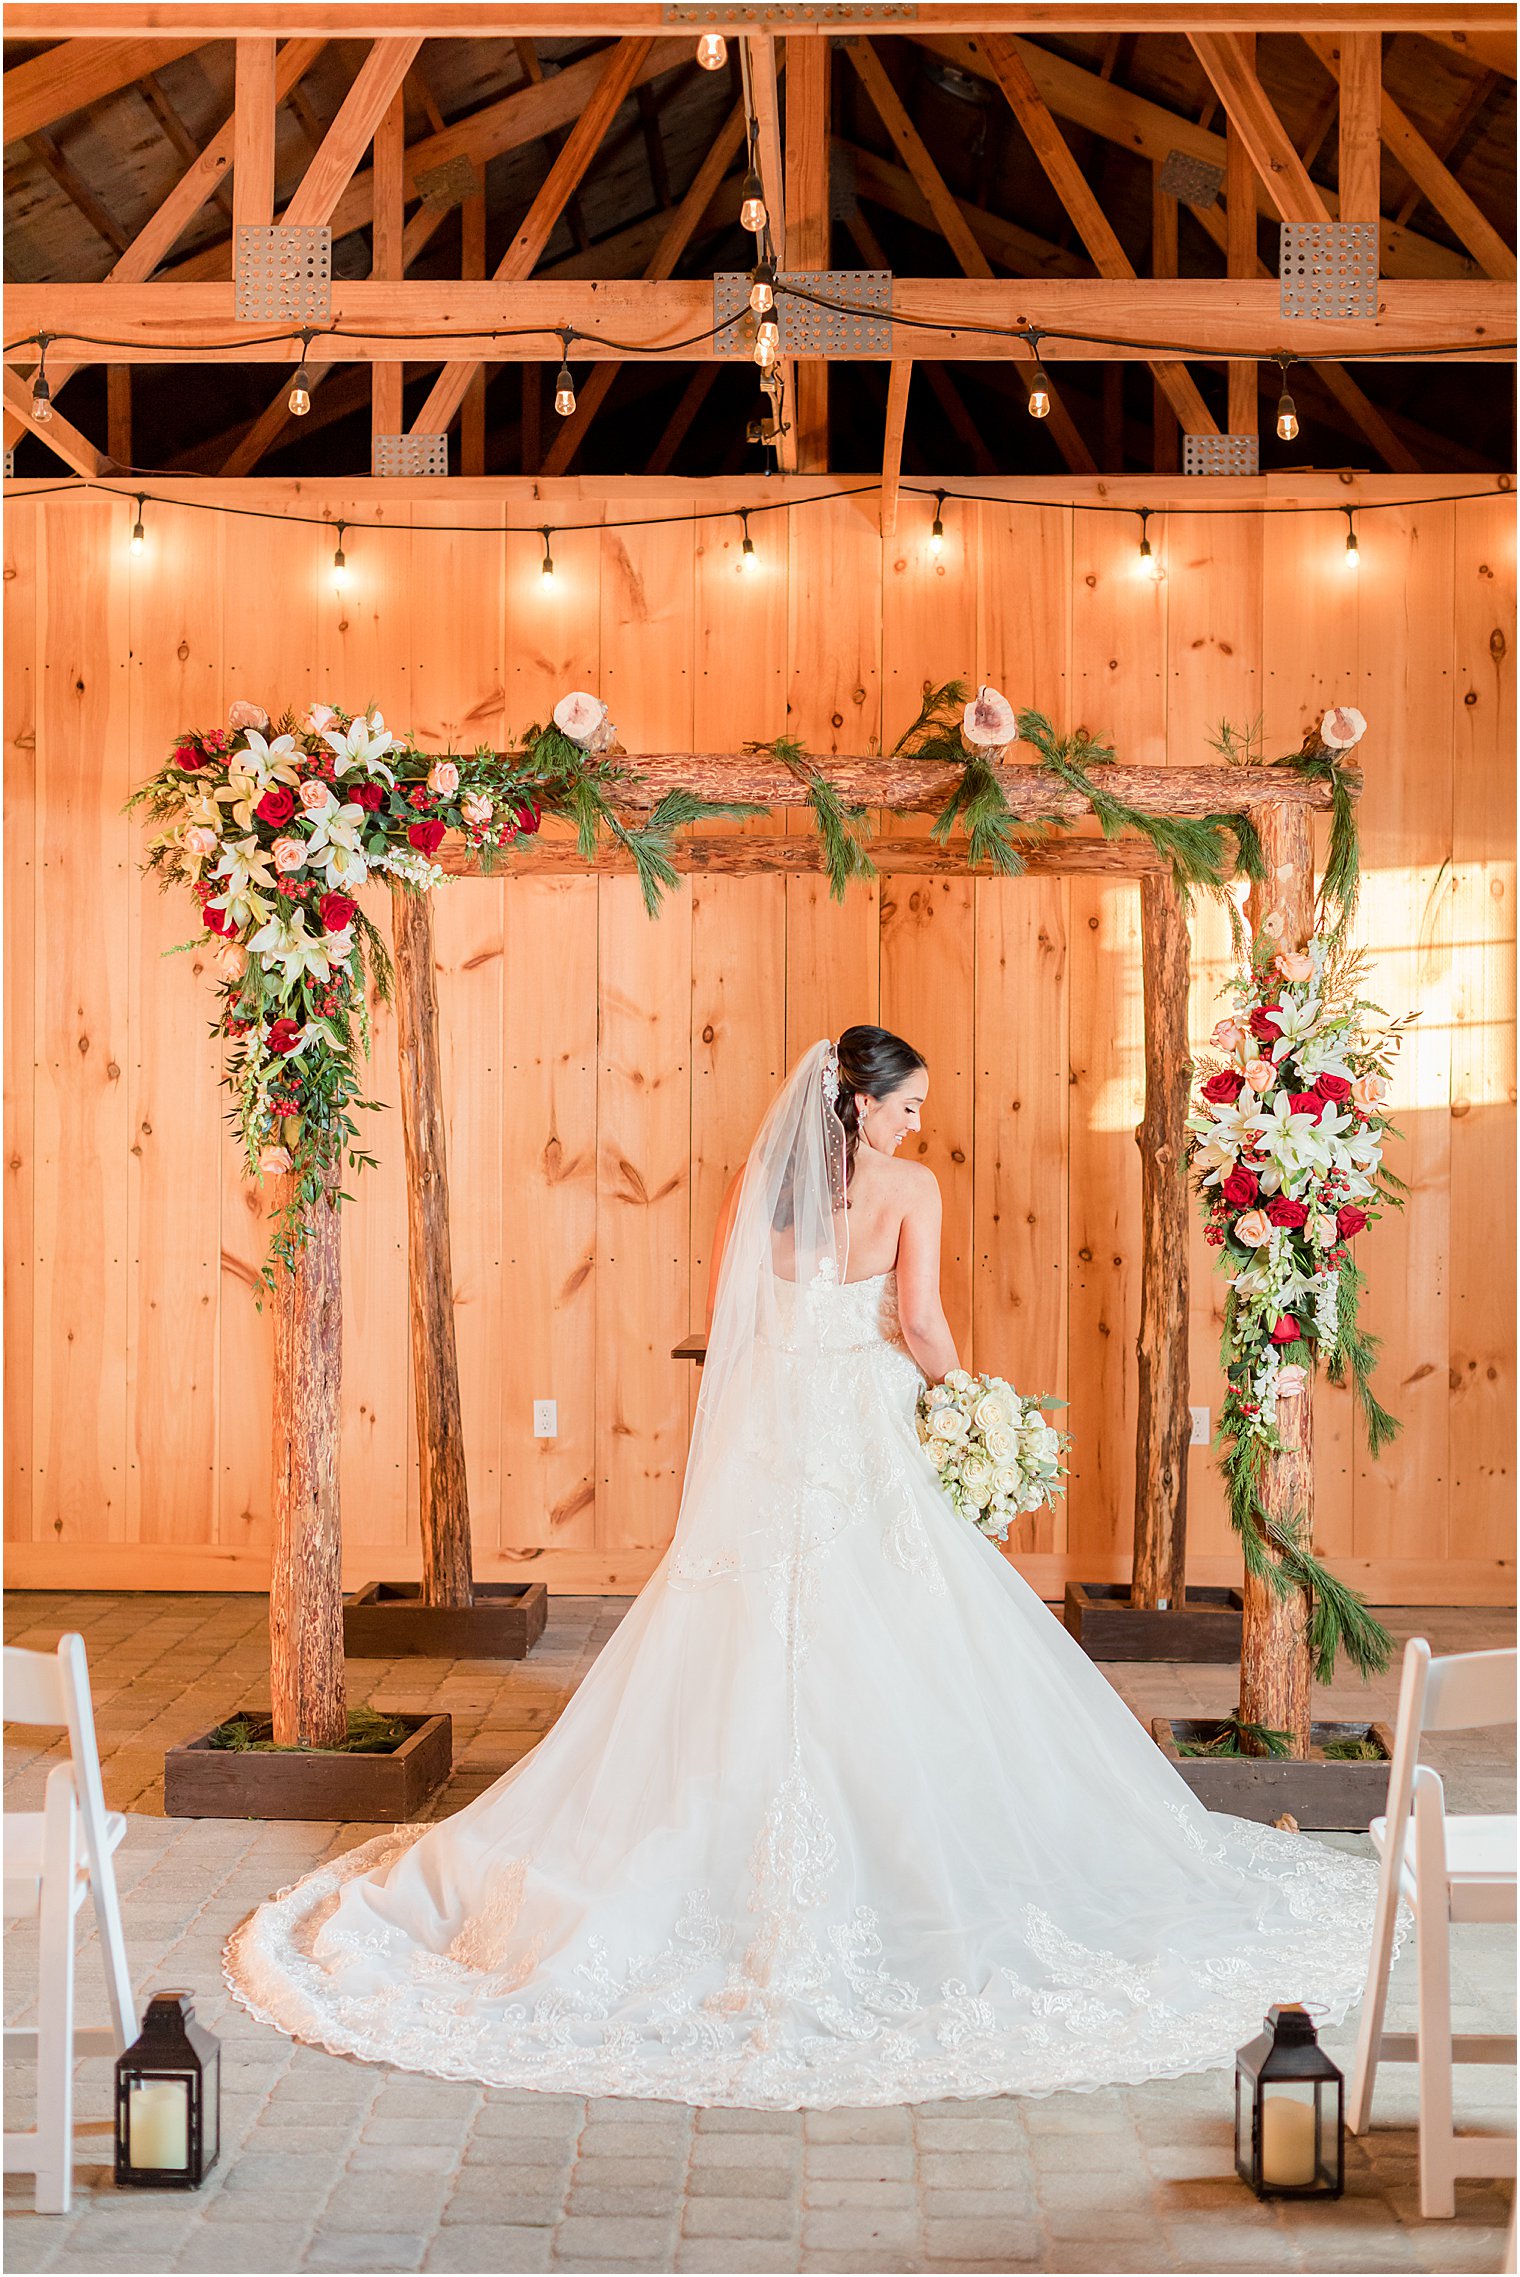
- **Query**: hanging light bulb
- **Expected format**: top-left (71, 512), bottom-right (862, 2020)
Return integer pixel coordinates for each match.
top-left (288, 330), bottom-right (314, 417)
top-left (1025, 332), bottom-right (1051, 420)
top-left (929, 491), bottom-right (946, 559)
top-left (748, 261), bottom-right (776, 315)
top-left (1136, 508), bottom-right (1165, 583)
top-left (1275, 363), bottom-right (1299, 443)
top-left (739, 131), bottom-right (768, 235)
top-left (540, 527), bottom-right (555, 581)
top-left (129, 495), bottom-right (146, 557)
top-left (695, 31), bottom-right (727, 70)
top-left (1343, 508), bottom-right (1361, 570)
top-left (331, 521), bottom-right (348, 589)
top-left (30, 336), bottom-right (52, 424)
top-left (738, 509), bottom-right (757, 574)
top-left (755, 314), bottom-right (780, 354)
top-left (553, 333), bottom-right (577, 418)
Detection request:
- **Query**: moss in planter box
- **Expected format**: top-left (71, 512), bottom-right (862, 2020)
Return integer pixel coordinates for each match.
top-left (208, 1706), bottom-right (413, 1756)
top-left (1321, 1734), bottom-right (1387, 1761)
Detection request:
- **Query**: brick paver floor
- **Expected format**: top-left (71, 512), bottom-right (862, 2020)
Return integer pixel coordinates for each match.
top-left (3, 1592), bottom-right (1513, 2276)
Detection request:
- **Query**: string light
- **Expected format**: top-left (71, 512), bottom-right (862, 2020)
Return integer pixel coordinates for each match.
top-left (739, 126), bottom-right (767, 234)
top-left (1275, 360), bottom-right (1300, 443)
top-left (129, 493), bottom-right (146, 556)
top-left (540, 527), bottom-right (555, 581)
top-left (738, 508), bottom-right (757, 574)
top-left (695, 31), bottom-right (727, 69)
top-left (1024, 332), bottom-right (1051, 420)
top-left (30, 334), bottom-right (52, 423)
top-left (753, 314), bottom-right (780, 370)
top-left (1136, 507), bottom-right (1165, 583)
top-left (929, 490), bottom-right (946, 558)
top-left (1343, 507), bottom-right (1360, 570)
top-left (331, 519), bottom-right (348, 588)
top-left (553, 331), bottom-right (576, 417)
top-left (748, 260), bottom-right (776, 315)
top-left (288, 330), bottom-right (314, 417)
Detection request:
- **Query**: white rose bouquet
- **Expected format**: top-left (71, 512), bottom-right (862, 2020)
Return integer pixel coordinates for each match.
top-left (915, 1371), bottom-right (1069, 1542)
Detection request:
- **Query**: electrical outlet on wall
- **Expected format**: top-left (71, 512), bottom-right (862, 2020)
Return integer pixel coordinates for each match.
top-left (533, 1400), bottom-right (558, 1439)
top-left (1189, 1405), bottom-right (1211, 1447)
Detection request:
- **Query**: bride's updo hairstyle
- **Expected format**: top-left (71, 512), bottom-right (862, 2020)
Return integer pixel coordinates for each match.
top-left (834, 1025), bottom-right (926, 1184)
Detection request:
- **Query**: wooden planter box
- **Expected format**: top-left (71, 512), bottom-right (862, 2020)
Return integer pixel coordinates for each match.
top-left (164, 1711), bottom-right (452, 1821)
top-left (1064, 1581), bottom-right (1244, 1662)
top-left (344, 1581), bottom-right (548, 1660)
top-left (1152, 1717), bottom-right (1395, 1831)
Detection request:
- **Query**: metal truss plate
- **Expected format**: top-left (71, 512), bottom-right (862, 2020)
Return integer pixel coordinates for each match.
top-left (1157, 147), bottom-right (1224, 209)
top-left (1279, 223), bottom-right (1378, 320)
top-left (715, 270), bottom-right (892, 356)
top-left (373, 432), bottom-right (449, 477)
top-left (414, 153), bottom-right (482, 207)
top-left (666, 4), bottom-right (915, 21)
top-left (235, 224), bottom-right (332, 321)
top-left (1184, 433), bottom-right (1261, 477)
top-left (4, 448), bottom-right (14, 479)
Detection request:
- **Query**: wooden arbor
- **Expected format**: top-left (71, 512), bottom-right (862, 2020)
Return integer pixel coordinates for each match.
top-left (273, 750), bottom-right (1350, 1753)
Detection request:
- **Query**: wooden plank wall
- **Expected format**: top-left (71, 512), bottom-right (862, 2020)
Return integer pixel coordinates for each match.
top-left (4, 475), bottom-right (1514, 1605)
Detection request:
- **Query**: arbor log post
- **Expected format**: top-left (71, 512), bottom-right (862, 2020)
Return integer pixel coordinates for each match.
top-left (390, 881), bottom-right (474, 1610)
top-left (1239, 800), bottom-right (1315, 1756)
top-left (1132, 871), bottom-right (1192, 1610)
top-left (269, 1178), bottom-right (347, 1750)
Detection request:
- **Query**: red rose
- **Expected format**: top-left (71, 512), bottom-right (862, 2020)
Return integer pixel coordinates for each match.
top-left (1266, 1197), bottom-right (1309, 1229)
top-left (319, 891), bottom-right (357, 934)
top-left (266, 1018), bottom-right (302, 1056)
top-left (351, 783), bottom-right (385, 811)
top-left (256, 785), bottom-right (296, 827)
top-left (1221, 1168), bottom-right (1258, 1209)
top-left (174, 742), bottom-right (207, 770)
top-left (408, 819), bottom-right (446, 855)
top-left (1336, 1204), bottom-right (1368, 1239)
top-left (1202, 1070), bottom-right (1245, 1105)
top-left (1315, 1073), bottom-right (1353, 1104)
top-left (1249, 1007), bottom-right (1283, 1043)
top-left (1270, 1315), bottom-right (1302, 1345)
top-left (203, 902), bottom-right (235, 937)
top-left (516, 800), bottom-right (542, 836)
top-left (1288, 1090), bottom-right (1326, 1120)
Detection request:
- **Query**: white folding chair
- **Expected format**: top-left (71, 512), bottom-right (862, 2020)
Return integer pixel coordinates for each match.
top-left (3, 1634), bottom-right (137, 2213)
top-left (1348, 1636), bottom-right (1517, 2219)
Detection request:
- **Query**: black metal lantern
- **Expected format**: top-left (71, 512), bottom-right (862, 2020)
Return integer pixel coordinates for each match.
top-left (114, 1991), bottom-right (220, 2189)
top-left (1234, 2002), bottom-right (1344, 2199)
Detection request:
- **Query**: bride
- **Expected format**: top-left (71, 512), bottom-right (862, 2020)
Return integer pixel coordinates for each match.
top-left (227, 1026), bottom-right (1384, 2109)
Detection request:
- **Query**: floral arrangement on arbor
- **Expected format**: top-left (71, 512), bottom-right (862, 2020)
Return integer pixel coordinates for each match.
top-left (916, 1371), bottom-right (1069, 1541)
top-left (1188, 827), bottom-right (1410, 1681)
top-left (126, 691), bottom-right (756, 1282)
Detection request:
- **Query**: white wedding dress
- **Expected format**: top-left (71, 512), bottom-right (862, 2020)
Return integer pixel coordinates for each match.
top-left (226, 1042), bottom-right (1385, 2110)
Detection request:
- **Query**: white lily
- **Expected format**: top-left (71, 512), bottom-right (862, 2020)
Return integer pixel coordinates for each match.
top-left (214, 834), bottom-right (278, 905)
top-left (245, 909), bottom-right (340, 988)
top-left (302, 797), bottom-right (370, 890)
top-left (323, 710), bottom-right (396, 785)
top-left (1247, 1092), bottom-right (1351, 1189)
top-left (236, 728), bottom-right (302, 787)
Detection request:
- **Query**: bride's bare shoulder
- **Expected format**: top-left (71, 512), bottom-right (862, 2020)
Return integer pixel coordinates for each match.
top-left (883, 1155), bottom-right (940, 1209)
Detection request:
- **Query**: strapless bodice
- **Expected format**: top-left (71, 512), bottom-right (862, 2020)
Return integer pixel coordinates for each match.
top-left (766, 1264), bottom-right (903, 1354)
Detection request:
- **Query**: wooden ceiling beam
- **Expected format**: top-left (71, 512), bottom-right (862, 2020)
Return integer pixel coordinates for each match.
top-left (1336, 32), bottom-right (1383, 229)
top-left (879, 359), bottom-right (911, 536)
top-left (784, 33), bottom-right (831, 469)
top-left (232, 37), bottom-right (277, 233)
top-left (1223, 32), bottom-right (1258, 436)
top-left (3, 36), bottom-right (207, 141)
top-left (136, 66), bottom-right (236, 222)
top-left (1419, 27), bottom-right (1517, 74)
top-left (1188, 33), bottom-right (1331, 224)
top-left (0, 369), bottom-right (115, 476)
top-left (541, 100), bottom-right (747, 477)
top-left (26, 129), bottom-right (131, 256)
top-left (741, 34), bottom-right (796, 474)
top-left (840, 192), bottom-right (997, 476)
top-left (12, 278), bottom-right (1507, 360)
top-left (841, 140), bottom-right (1083, 279)
top-left (409, 36), bottom-right (655, 439)
top-left (1304, 31), bottom-right (1517, 279)
top-left (281, 34), bottom-right (421, 226)
top-left (8, 8), bottom-right (1514, 33)
top-left (980, 34), bottom-right (1220, 438)
top-left (370, 78), bottom-right (406, 450)
top-left (913, 30), bottom-right (1479, 282)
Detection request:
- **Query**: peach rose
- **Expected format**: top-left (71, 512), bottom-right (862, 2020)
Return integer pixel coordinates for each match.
top-left (304, 702), bottom-right (337, 733)
top-left (1275, 1364), bottom-right (1309, 1399)
top-left (183, 824), bottom-right (220, 857)
top-left (272, 835), bottom-right (306, 873)
top-left (1235, 1209), bottom-right (1272, 1248)
top-left (258, 1144), bottom-right (293, 1176)
top-left (461, 792), bottom-right (493, 829)
top-left (228, 699), bottom-right (269, 731)
top-left (1276, 951), bottom-right (1313, 984)
top-left (1351, 1073), bottom-right (1389, 1113)
top-left (299, 778), bottom-right (332, 811)
top-left (427, 760), bottom-right (460, 796)
top-left (1244, 1058), bottom-right (1276, 1094)
top-left (217, 942), bottom-right (247, 980)
top-left (1212, 1019), bottom-right (1246, 1053)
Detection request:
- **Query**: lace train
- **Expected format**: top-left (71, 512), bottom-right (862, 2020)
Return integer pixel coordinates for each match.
top-left (225, 1272), bottom-right (1394, 2109)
